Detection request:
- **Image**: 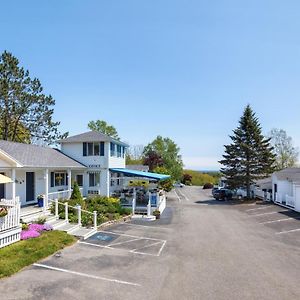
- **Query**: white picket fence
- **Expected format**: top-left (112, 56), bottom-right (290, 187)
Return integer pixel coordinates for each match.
top-left (0, 197), bottom-right (21, 248)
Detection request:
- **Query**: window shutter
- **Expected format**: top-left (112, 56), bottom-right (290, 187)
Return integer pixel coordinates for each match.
top-left (50, 172), bottom-right (54, 187)
top-left (100, 142), bottom-right (105, 156)
top-left (83, 142), bottom-right (87, 156)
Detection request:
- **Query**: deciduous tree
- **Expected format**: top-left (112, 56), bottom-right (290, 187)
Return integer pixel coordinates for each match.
top-left (87, 120), bottom-right (119, 140)
top-left (268, 128), bottom-right (299, 170)
top-left (143, 136), bottom-right (183, 180)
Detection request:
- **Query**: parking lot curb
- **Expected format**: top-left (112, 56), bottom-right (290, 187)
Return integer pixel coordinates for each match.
top-left (97, 215), bottom-right (132, 230)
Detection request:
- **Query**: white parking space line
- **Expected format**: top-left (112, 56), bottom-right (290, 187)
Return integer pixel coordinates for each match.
top-left (275, 228), bottom-right (300, 235)
top-left (79, 231), bottom-right (167, 256)
top-left (246, 206), bottom-right (273, 212)
top-left (157, 240), bottom-right (167, 256)
top-left (259, 217), bottom-right (294, 224)
top-left (124, 223), bottom-right (170, 230)
top-left (176, 189), bottom-right (189, 201)
top-left (249, 210), bottom-right (288, 217)
top-left (108, 238), bottom-right (141, 247)
top-left (33, 263), bottom-right (141, 287)
top-left (130, 241), bottom-right (162, 252)
top-left (100, 230), bottom-right (164, 242)
top-left (174, 190), bottom-right (181, 202)
top-left (78, 241), bottom-right (158, 256)
top-left (78, 241), bottom-right (114, 250)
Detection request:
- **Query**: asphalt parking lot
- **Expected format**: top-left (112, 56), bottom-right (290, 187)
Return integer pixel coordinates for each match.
top-left (1, 186), bottom-right (300, 300)
top-left (0, 216), bottom-right (173, 300)
top-left (236, 201), bottom-right (300, 247)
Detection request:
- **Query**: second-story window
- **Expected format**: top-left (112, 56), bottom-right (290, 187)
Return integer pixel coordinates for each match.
top-left (94, 143), bottom-right (100, 156)
top-left (83, 142), bottom-right (105, 156)
top-left (88, 143), bottom-right (93, 156)
top-left (110, 142), bottom-right (116, 156)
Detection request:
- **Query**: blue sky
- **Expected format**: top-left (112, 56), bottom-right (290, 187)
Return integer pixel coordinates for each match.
top-left (1, 1), bottom-right (300, 170)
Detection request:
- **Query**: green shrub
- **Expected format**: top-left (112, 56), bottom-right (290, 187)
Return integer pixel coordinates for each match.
top-left (21, 223), bottom-right (29, 230)
top-left (128, 180), bottom-right (149, 188)
top-left (70, 182), bottom-right (83, 201)
top-left (183, 170), bottom-right (220, 186)
top-left (203, 183), bottom-right (214, 189)
top-left (51, 196), bottom-right (131, 227)
top-left (35, 216), bottom-right (46, 224)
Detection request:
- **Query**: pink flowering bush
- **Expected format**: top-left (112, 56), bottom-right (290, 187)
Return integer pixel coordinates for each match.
top-left (28, 223), bottom-right (44, 232)
top-left (21, 222), bottom-right (53, 240)
top-left (43, 223), bottom-right (53, 231)
top-left (21, 229), bottom-right (40, 240)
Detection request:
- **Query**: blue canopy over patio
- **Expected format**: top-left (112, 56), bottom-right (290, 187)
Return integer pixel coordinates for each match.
top-left (109, 168), bottom-right (170, 181)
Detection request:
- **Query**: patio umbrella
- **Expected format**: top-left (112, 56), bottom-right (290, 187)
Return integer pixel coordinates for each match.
top-left (0, 174), bottom-right (13, 184)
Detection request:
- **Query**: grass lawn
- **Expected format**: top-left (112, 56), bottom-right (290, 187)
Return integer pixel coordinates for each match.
top-left (0, 230), bottom-right (76, 279)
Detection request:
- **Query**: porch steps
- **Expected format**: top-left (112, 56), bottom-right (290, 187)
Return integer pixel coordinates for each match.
top-left (134, 209), bottom-right (147, 215)
top-left (44, 214), bottom-right (95, 239)
top-left (48, 219), bottom-right (68, 230)
top-left (56, 223), bottom-right (80, 234)
top-left (21, 209), bottom-right (96, 240)
top-left (21, 209), bottom-right (51, 223)
top-left (71, 227), bottom-right (97, 240)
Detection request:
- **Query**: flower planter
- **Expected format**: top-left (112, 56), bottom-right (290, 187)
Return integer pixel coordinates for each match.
top-left (37, 198), bottom-right (44, 207)
top-left (0, 207), bottom-right (8, 218)
top-left (153, 210), bottom-right (160, 219)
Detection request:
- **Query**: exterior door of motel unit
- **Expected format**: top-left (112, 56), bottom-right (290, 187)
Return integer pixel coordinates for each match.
top-left (0, 172), bottom-right (5, 199)
top-left (26, 172), bottom-right (35, 202)
top-left (273, 184), bottom-right (277, 201)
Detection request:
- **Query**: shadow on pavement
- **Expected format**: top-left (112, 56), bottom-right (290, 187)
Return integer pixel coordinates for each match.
top-left (194, 199), bottom-right (258, 206)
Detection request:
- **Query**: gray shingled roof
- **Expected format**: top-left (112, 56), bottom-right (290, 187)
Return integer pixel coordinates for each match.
top-left (59, 131), bottom-right (129, 147)
top-left (0, 140), bottom-right (86, 168)
top-left (273, 168), bottom-right (300, 181)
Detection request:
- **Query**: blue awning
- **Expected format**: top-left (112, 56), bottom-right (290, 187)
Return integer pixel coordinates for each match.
top-left (110, 168), bottom-right (171, 181)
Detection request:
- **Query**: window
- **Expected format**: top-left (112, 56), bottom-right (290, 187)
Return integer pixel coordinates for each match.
top-left (83, 142), bottom-right (87, 156)
top-left (110, 142), bottom-right (116, 157)
top-left (76, 174), bottom-right (83, 187)
top-left (88, 143), bottom-right (94, 156)
top-left (100, 142), bottom-right (105, 156)
top-left (83, 142), bottom-right (105, 156)
top-left (94, 143), bottom-right (100, 156)
top-left (53, 172), bottom-right (67, 186)
top-left (89, 172), bottom-right (100, 187)
top-left (117, 145), bottom-right (122, 157)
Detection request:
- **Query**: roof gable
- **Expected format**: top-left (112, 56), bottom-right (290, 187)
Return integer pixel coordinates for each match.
top-left (58, 131), bottom-right (129, 147)
top-left (0, 140), bottom-right (86, 168)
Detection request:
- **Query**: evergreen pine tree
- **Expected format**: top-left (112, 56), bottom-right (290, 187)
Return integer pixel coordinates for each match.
top-left (70, 182), bottom-right (83, 201)
top-left (0, 51), bottom-right (67, 144)
top-left (219, 105), bottom-right (275, 198)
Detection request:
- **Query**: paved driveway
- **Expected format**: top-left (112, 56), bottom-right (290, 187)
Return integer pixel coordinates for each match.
top-left (1, 186), bottom-right (300, 299)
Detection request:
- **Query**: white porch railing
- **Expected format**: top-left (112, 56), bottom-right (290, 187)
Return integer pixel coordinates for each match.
top-left (266, 192), bottom-right (272, 201)
top-left (131, 191), bottom-right (167, 215)
top-left (47, 187), bottom-right (83, 201)
top-left (0, 197), bottom-right (21, 248)
top-left (49, 198), bottom-right (97, 229)
top-left (48, 190), bottom-right (70, 201)
top-left (286, 195), bottom-right (295, 208)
